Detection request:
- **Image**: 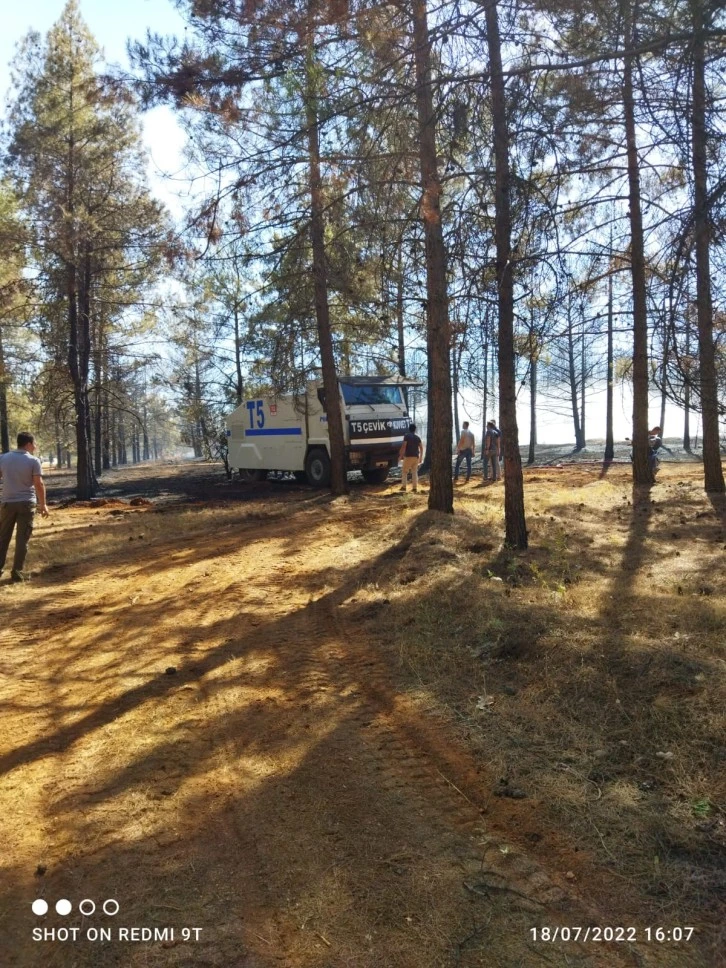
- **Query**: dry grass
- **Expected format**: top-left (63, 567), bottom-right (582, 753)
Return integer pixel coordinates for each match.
top-left (374, 465), bottom-right (725, 960)
top-left (1, 461), bottom-right (723, 968)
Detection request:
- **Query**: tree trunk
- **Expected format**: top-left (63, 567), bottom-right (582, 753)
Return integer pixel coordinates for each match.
top-left (102, 383), bottom-right (111, 470)
top-left (528, 353), bottom-right (537, 465)
top-left (233, 256), bottom-right (244, 405)
top-left (93, 351), bottom-right (103, 477)
top-left (118, 410), bottom-right (126, 465)
top-left (580, 318), bottom-right (586, 446)
top-left (452, 347), bottom-right (460, 445)
top-left (420, 347), bottom-right (434, 474)
top-left (691, 1), bottom-right (725, 492)
top-left (412, 0), bottom-right (453, 513)
top-left (396, 246), bottom-right (406, 378)
top-left (484, 0), bottom-right (527, 547)
top-left (68, 263), bottom-right (94, 499)
top-left (683, 311), bottom-right (692, 452)
top-left (0, 323), bottom-right (9, 453)
top-left (604, 266), bottom-right (615, 461)
top-left (567, 302), bottom-right (584, 450)
top-left (304, 13), bottom-right (348, 496)
top-left (233, 304), bottom-right (244, 405)
top-left (622, 0), bottom-right (652, 485)
top-left (481, 334), bottom-right (489, 460)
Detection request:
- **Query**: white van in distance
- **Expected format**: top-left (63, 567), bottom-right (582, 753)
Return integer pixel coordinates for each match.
top-left (227, 375), bottom-right (421, 486)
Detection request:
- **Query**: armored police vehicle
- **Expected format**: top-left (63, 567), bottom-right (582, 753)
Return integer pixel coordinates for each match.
top-left (227, 375), bottom-right (420, 486)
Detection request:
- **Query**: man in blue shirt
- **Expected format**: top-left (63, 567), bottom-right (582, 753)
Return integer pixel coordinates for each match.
top-left (0, 432), bottom-right (49, 582)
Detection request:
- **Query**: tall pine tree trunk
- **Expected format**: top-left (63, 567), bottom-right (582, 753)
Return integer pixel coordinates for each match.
top-left (528, 352), bottom-right (537, 465)
top-left (452, 347), bottom-right (460, 445)
top-left (411, 0), bottom-right (453, 513)
top-left (684, 309), bottom-right (692, 452)
top-left (605, 266), bottom-right (615, 461)
top-left (304, 14), bottom-right (347, 495)
top-left (482, 334), bottom-right (489, 460)
top-left (396, 247), bottom-right (406, 378)
top-left (0, 323), bottom-right (9, 453)
top-left (580, 321), bottom-right (586, 446)
top-left (484, 0), bottom-right (527, 547)
top-left (93, 325), bottom-right (103, 477)
top-left (691, 1), bottom-right (725, 492)
top-left (68, 264), bottom-right (94, 499)
top-left (567, 302), bottom-right (583, 449)
top-left (233, 304), bottom-right (244, 405)
top-left (622, 0), bottom-right (652, 485)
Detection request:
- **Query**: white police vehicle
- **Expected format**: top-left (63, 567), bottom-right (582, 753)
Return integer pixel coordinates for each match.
top-left (227, 375), bottom-right (420, 486)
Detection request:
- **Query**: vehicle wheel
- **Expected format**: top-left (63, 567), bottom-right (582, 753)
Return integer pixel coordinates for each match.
top-left (238, 468), bottom-right (267, 483)
top-left (305, 448), bottom-right (331, 487)
top-left (293, 470), bottom-right (308, 484)
top-left (362, 467), bottom-right (389, 485)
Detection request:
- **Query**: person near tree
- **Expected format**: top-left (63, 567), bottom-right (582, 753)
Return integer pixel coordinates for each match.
top-left (482, 420), bottom-right (501, 482)
top-left (648, 426), bottom-right (663, 476)
top-left (453, 421), bottom-right (476, 483)
top-left (398, 423), bottom-right (424, 493)
top-left (0, 432), bottom-right (50, 582)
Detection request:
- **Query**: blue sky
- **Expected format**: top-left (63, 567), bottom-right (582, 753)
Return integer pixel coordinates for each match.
top-left (0, 0), bottom-right (186, 82)
top-left (1, 0), bottom-right (189, 213)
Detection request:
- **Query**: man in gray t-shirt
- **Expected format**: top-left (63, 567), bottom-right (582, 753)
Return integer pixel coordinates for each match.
top-left (0, 432), bottom-right (49, 582)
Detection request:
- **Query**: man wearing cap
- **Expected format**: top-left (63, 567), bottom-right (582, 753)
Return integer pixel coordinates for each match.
top-left (398, 422), bottom-right (424, 493)
top-left (0, 432), bottom-right (49, 582)
top-left (483, 420), bottom-right (501, 481)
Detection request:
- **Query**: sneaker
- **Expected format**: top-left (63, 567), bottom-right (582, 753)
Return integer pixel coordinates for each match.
top-left (10, 571), bottom-right (27, 583)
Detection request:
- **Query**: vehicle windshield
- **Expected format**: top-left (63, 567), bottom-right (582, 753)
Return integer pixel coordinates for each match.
top-left (341, 383), bottom-right (403, 406)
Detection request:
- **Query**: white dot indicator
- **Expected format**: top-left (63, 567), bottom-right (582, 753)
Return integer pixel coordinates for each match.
top-left (79, 899), bottom-right (96, 916)
top-left (103, 899), bottom-right (119, 916)
top-left (56, 899), bottom-right (72, 916)
top-left (32, 899), bottom-right (48, 916)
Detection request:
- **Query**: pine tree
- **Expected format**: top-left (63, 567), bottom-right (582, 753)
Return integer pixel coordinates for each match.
top-left (6, 0), bottom-right (168, 497)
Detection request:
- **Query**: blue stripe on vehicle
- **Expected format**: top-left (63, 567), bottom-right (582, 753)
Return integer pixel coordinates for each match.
top-left (245, 428), bottom-right (303, 436)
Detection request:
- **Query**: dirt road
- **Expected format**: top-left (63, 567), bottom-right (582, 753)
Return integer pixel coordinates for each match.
top-left (0, 464), bottom-right (718, 966)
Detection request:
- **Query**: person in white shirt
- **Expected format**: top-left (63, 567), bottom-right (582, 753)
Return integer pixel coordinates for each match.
top-left (0, 432), bottom-right (49, 582)
top-left (454, 421), bottom-right (476, 483)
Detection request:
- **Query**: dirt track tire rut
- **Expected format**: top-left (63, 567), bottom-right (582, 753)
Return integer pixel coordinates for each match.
top-left (1, 474), bottom-right (704, 967)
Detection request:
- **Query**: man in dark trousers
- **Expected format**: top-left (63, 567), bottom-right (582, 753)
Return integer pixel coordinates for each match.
top-left (482, 420), bottom-right (501, 481)
top-left (398, 423), bottom-right (424, 493)
top-left (454, 421), bottom-right (476, 483)
top-left (0, 432), bottom-right (49, 582)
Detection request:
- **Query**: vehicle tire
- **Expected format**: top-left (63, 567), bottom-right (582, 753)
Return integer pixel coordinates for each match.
top-left (305, 448), bottom-right (331, 487)
top-left (238, 468), bottom-right (267, 483)
top-left (362, 467), bottom-right (389, 485)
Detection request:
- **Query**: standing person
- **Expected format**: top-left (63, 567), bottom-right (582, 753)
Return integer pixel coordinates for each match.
top-left (482, 420), bottom-right (501, 481)
top-left (648, 426), bottom-right (663, 477)
top-left (453, 421), bottom-right (476, 483)
top-left (0, 432), bottom-right (49, 582)
top-left (398, 423), bottom-right (424, 493)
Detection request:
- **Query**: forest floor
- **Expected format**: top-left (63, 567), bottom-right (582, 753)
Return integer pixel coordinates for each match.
top-left (0, 459), bottom-right (724, 967)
